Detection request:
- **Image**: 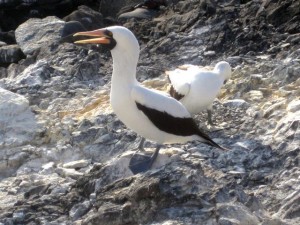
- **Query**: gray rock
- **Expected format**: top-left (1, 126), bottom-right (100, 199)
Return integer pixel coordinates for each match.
top-left (118, 8), bottom-right (158, 20)
top-left (69, 200), bottom-right (91, 220)
top-left (55, 167), bottom-right (83, 179)
top-left (4, 60), bottom-right (53, 88)
top-left (72, 126), bottom-right (107, 148)
top-left (0, 45), bottom-right (25, 65)
top-left (0, 67), bottom-right (7, 79)
top-left (203, 50), bottom-right (216, 56)
top-left (223, 99), bottom-right (250, 108)
top-left (274, 189), bottom-right (300, 220)
top-left (63, 5), bottom-right (104, 30)
top-left (0, 87), bottom-right (40, 148)
top-left (218, 217), bottom-right (240, 225)
top-left (0, 30), bottom-right (15, 45)
top-left (6, 62), bottom-right (26, 79)
top-left (249, 74), bottom-right (263, 88)
top-left (15, 16), bottom-right (65, 55)
top-left (40, 162), bottom-right (56, 175)
top-left (51, 182), bottom-right (71, 195)
top-left (287, 99), bottom-right (300, 113)
top-left (263, 101), bottom-right (286, 118)
top-left (12, 211), bottom-right (25, 222)
top-left (99, 0), bottom-right (141, 18)
top-left (226, 56), bottom-right (243, 65)
top-left (63, 159), bottom-right (90, 169)
top-left (60, 21), bottom-right (86, 44)
top-left (286, 33), bottom-right (300, 44)
top-left (217, 203), bottom-right (260, 225)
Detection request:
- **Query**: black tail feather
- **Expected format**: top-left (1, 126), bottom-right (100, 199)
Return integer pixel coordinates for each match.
top-left (196, 129), bottom-right (228, 151)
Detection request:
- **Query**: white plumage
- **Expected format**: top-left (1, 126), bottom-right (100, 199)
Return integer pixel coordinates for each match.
top-left (106, 26), bottom-right (210, 144)
top-left (73, 26), bottom-right (226, 173)
top-left (167, 62), bottom-right (232, 123)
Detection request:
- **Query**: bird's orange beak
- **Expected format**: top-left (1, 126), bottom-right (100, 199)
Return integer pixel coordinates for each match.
top-left (73, 29), bottom-right (111, 44)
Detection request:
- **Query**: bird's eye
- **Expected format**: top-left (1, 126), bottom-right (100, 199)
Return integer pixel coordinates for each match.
top-left (105, 30), bottom-right (113, 37)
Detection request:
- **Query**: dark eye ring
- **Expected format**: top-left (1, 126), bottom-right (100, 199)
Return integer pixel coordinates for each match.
top-left (105, 30), bottom-right (113, 37)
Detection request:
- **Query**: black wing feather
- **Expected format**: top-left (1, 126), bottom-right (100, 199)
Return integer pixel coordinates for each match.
top-left (135, 102), bottom-right (225, 150)
top-left (169, 85), bottom-right (185, 100)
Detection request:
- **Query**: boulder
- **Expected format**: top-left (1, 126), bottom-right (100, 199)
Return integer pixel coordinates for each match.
top-left (0, 67), bottom-right (7, 79)
top-left (5, 60), bottom-right (53, 88)
top-left (0, 87), bottom-right (40, 147)
top-left (0, 44), bottom-right (25, 66)
top-left (0, 31), bottom-right (16, 44)
top-left (15, 16), bottom-right (65, 55)
top-left (63, 5), bottom-right (104, 31)
top-left (118, 8), bottom-right (159, 20)
top-left (99, 0), bottom-right (141, 18)
top-left (60, 21), bottom-right (87, 44)
top-left (0, 0), bottom-right (96, 31)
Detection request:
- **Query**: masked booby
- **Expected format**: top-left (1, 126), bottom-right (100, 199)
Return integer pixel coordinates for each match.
top-left (167, 62), bottom-right (232, 125)
top-left (73, 26), bottom-right (227, 173)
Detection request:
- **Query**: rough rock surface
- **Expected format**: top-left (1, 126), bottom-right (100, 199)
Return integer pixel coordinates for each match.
top-left (0, 87), bottom-right (40, 147)
top-left (63, 5), bottom-right (104, 30)
top-left (0, 44), bottom-right (25, 66)
top-left (0, 87), bottom-right (41, 179)
top-left (0, 0), bottom-right (300, 224)
top-left (15, 16), bottom-right (65, 55)
top-left (0, 0), bottom-right (97, 31)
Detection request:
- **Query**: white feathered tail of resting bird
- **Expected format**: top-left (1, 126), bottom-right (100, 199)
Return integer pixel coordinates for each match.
top-left (73, 26), bottom-right (228, 174)
top-left (166, 61), bottom-right (232, 125)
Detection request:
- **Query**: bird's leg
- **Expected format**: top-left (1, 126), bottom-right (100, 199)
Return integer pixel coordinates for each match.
top-left (206, 108), bottom-right (224, 131)
top-left (131, 137), bottom-right (146, 151)
top-left (148, 145), bottom-right (161, 168)
top-left (136, 137), bottom-right (146, 152)
top-left (128, 137), bottom-right (146, 174)
top-left (207, 109), bottom-right (214, 126)
top-left (129, 145), bottom-right (161, 174)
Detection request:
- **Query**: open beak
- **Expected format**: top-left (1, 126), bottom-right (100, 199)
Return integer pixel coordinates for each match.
top-left (73, 29), bottom-right (111, 44)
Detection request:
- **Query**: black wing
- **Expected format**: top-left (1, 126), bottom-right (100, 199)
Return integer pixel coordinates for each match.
top-left (135, 102), bottom-right (225, 150)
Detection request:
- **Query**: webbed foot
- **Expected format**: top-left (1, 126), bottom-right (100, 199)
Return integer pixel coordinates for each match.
top-left (129, 145), bottom-right (161, 174)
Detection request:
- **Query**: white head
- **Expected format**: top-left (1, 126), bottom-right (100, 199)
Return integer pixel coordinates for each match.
top-left (73, 26), bottom-right (140, 64)
top-left (214, 61), bottom-right (231, 82)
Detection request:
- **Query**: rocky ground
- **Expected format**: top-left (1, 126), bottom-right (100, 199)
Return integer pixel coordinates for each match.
top-left (0, 0), bottom-right (299, 224)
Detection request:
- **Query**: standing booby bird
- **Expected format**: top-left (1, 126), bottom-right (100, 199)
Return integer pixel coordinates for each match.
top-left (73, 26), bottom-right (227, 173)
top-left (167, 62), bottom-right (232, 125)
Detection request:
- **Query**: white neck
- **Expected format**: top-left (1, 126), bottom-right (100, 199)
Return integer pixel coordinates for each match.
top-left (111, 48), bottom-right (139, 88)
top-left (214, 68), bottom-right (227, 82)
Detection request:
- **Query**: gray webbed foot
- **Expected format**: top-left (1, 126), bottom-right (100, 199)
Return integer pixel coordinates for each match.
top-left (129, 145), bottom-right (161, 174)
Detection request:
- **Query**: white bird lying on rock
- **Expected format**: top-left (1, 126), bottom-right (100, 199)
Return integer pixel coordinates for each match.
top-left (73, 26), bottom-right (227, 174)
top-left (166, 61), bottom-right (232, 125)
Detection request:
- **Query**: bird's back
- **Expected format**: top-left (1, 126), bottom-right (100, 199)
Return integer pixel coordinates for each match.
top-left (181, 70), bottom-right (224, 114)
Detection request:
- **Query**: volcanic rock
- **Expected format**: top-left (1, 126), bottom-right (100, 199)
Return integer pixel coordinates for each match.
top-left (0, 31), bottom-right (16, 44)
top-left (118, 7), bottom-right (159, 20)
top-left (63, 5), bottom-right (104, 31)
top-left (15, 16), bottom-right (65, 55)
top-left (0, 87), bottom-right (40, 148)
top-left (100, 0), bottom-right (141, 18)
top-left (0, 44), bottom-right (25, 66)
top-left (0, 0), bottom-right (300, 224)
